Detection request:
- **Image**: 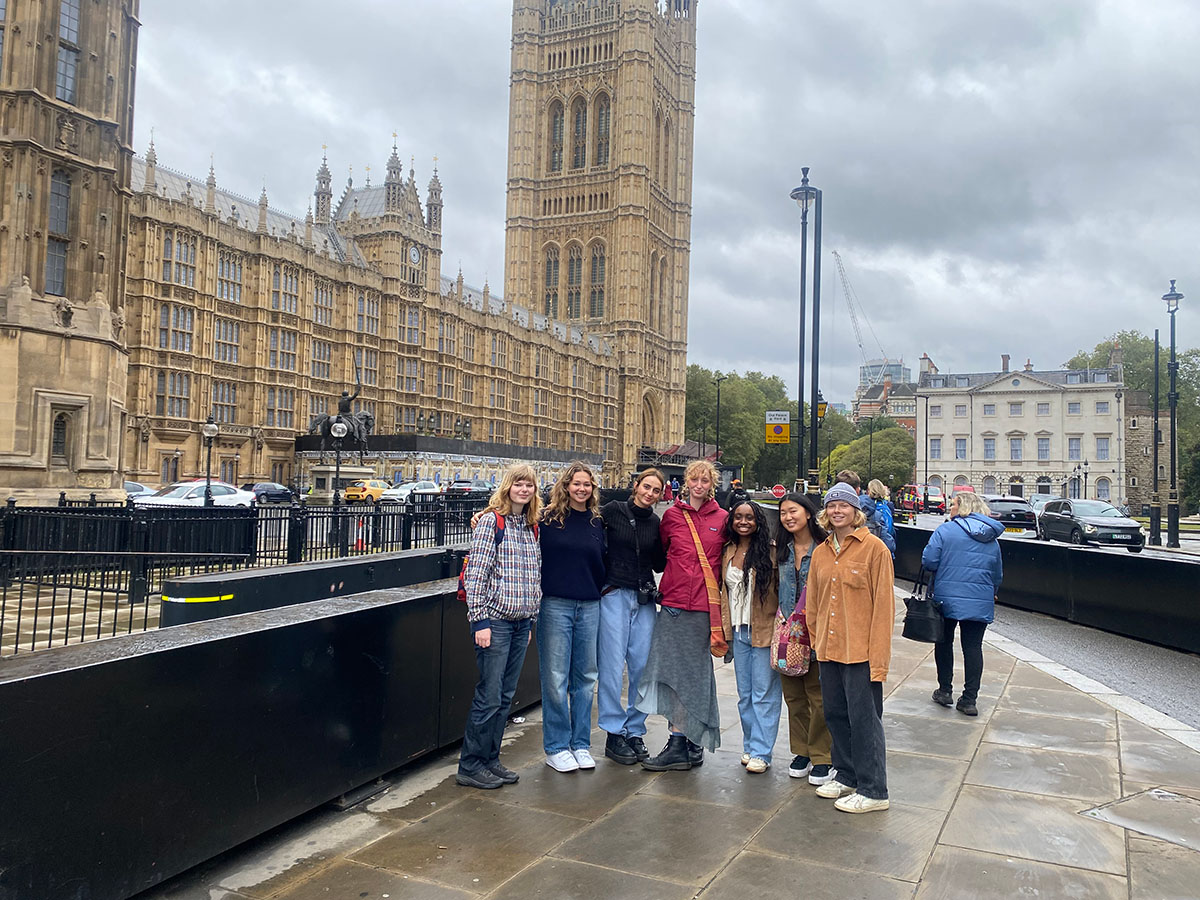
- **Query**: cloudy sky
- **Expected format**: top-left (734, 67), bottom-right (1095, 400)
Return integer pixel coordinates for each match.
top-left (133, 0), bottom-right (1200, 406)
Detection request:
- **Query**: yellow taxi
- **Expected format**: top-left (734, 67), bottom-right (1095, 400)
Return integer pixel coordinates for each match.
top-left (343, 479), bottom-right (390, 502)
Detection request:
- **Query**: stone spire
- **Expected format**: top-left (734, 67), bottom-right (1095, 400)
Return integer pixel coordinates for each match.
top-left (257, 185), bottom-right (269, 233)
top-left (314, 147), bottom-right (332, 225)
top-left (426, 156), bottom-right (443, 232)
top-left (385, 134), bottom-right (403, 213)
top-left (144, 133), bottom-right (157, 193)
top-left (205, 157), bottom-right (217, 214)
top-left (304, 205), bottom-right (314, 247)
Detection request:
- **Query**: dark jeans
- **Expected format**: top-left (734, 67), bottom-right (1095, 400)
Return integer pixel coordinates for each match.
top-left (819, 660), bottom-right (887, 800)
top-left (459, 617), bottom-right (533, 775)
top-left (934, 619), bottom-right (988, 703)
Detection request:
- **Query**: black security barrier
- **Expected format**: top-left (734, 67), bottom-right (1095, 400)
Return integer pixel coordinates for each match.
top-left (0, 577), bottom-right (540, 900)
top-left (894, 524), bottom-right (1200, 654)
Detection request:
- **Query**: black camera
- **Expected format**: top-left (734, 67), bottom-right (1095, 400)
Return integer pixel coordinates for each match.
top-left (636, 582), bottom-right (663, 606)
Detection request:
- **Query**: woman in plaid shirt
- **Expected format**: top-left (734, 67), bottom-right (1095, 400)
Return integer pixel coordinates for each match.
top-left (457, 464), bottom-right (543, 790)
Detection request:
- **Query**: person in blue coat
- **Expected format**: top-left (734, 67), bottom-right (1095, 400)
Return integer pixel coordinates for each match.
top-left (920, 491), bottom-right (1003, 717)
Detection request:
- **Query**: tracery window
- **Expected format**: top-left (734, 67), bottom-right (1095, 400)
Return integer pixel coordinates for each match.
top-left (594, 94), bottom-right (610, 167)
top-left (313, 280), bottom-right (333, 325)
top-left (566, 245), bottom-right (583, 318)
top-left (46, 170), bottom-right (70, 295)
top-left (544, 246), bottom-right (560, 318)
top-left (56, 0), bottom-right (80, 104)
top-left (272, 265), bottom-right (299, 313)
top-left (571, 97), bottom-right (587, 170)
top-left (589, 244), bottom-right (605, 317)
top-left (549, 101), bottom-right (564, 173)
top-left (218, 253), bottom-right (243, 302)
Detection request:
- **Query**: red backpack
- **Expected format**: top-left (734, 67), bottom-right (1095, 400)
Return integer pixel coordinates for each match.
top-left (456, 514), bottom-right (539, 603)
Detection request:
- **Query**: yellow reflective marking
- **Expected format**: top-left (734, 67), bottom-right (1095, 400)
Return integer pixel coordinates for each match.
top-left (161, 594), bottom-right (234, 604)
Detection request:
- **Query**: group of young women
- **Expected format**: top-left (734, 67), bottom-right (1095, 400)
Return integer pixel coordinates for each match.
top-left (455, 458), bottom-right (896, 815)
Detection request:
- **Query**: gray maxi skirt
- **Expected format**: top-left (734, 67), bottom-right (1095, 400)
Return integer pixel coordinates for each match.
top-left (635, 606), bottom-right (721, 750)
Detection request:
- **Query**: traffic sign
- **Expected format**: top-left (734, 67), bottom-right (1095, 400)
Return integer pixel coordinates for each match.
top-left (765, 410), bottom-right (790, 424)
top-left (765, 422), bottom-right (789, 444)
top-left (771, 484), bottom-right (787, 499)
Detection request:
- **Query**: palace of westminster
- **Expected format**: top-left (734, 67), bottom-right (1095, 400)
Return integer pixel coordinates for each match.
top-left (0, 0), bottom-right (698, 501)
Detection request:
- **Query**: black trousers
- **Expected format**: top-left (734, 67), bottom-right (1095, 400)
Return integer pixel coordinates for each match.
top-left (934, 618), bottom-right (988, 703)
top-left (819, 660), bottom-right (887, 800)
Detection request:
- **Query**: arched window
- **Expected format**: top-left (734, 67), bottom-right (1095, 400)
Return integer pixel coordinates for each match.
top-left (571, 97), bottom-right (587, 169)
top-left (982, 476), bottom-right (997, 494)
top-left (662, 118), bottom-right (671, 190)
top-left (548, 101), bottom-right (564, 173)
top-left (1096, 477), bottom-right (1111, 501)
top-left (648, 251), bottom-right (658, 328)
top-left (46, 170), bottom-right (71, 295)
top-left (653, 110), bottom-right (662, 183)
top-left (51, 412), bottom-right (70, 461)
top-left (929, 475), bottom-right (943, 491)
top-left (566, 245), bottom-right (583, 318)
top-left (544, 246), bottom-right (560, 318)
top-left (594, 93), bottom-right (610, 167)
top-left (954, 475), bottom-right (969, 487)
top-left (658, 256), bottom-right (669, 333)
top-left (589, 244), bottom-right (605, 317)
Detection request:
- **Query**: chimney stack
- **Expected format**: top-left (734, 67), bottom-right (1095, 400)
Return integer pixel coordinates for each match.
top-left (1001, 354), bottom-right (1010, 373)
top-left (1024, 358), bottom-right (1033, 372)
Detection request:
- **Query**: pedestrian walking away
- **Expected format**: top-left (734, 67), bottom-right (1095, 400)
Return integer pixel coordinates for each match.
top-left (457, 465), bottom-right (543, 790)
top-left (718, 499), bottom-right (782, 774)
top-left (538, 462), bottom-right (608, 773)
top-left (921, 491), bottom-right (1004, 717)
top-left (807, 482), bottom-right (895, 813)
top-left (637, 459), bottom-right (729, 771)
top-left (774, 492), bottom-right (835, 785)
top-left (598, 469), bottom-right (667, 765)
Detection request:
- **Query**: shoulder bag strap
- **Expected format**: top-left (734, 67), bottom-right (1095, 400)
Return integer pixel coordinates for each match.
top-left (626, 501), bottom-right (642, 576)
top-left (682, 507), bottom-right (725, 650)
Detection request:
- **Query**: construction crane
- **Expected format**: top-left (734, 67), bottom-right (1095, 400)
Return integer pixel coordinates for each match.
top-left (832, 250), bottom-right (892, 390)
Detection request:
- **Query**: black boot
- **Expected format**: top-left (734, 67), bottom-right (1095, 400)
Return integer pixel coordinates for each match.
top-left (626, 736), bottom-right (649, 762)
top-left (686, 739), bottom-right (705, 767)
top-left (641, 734), bottom-right (692, 771)
top-left (605, 732), bottom-right (638, 765)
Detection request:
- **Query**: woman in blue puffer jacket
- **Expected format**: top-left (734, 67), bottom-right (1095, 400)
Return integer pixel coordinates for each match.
top-left (920, 492), bottom-right (1003, 717)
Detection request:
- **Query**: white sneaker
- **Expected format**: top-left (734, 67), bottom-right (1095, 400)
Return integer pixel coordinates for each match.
top-left (835, 792), bottom-right (890, 814)
top-left (815, 780), bottom-right (855, 799)
top-left (746, 757), bottom-right (770, 774)
top-left (546, 750), bottom-right (579, 772)
top-left (740, 753), bottom-right (751, 766)
top-left (572, 748), bottom-right (596, 769)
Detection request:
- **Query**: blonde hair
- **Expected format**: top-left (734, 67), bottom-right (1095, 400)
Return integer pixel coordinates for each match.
top-left (867, 479), bottom-right (890, 500)
top-left (952, 491), bottom-right (991, 517)
top-left (541, 461), bottom-right (601, 525)
top-left (683, 459), bottom-right (719, 500)
top-left (486, 464), bottom-right (541, 526)
top-left (816, 508), bottom-right (868, 531)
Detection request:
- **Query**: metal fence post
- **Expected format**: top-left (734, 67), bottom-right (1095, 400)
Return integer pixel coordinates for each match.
top-left (401, 496), bottom-right (414, 550)
top-left (286, 498), bottom-right (305, 564)
top-left (370, 498), bottom-right (383, 549)
top-left (58, 491), bottom-right (67, 508)
top-left (434, 495), bottom-right (446, 547)
top-left (128, 506), bottom-right (151, 606)
top-left (337, 504), bottom-right (349, 558)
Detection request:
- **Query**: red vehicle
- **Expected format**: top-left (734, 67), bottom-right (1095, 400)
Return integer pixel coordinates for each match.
top-left (899, 483), bottom-right (946, 514)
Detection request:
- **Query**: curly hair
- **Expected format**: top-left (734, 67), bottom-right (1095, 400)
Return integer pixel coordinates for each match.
top-left (541, 461), bottom-right (602, 525)
top-left (724, 499), bottom-right (776, 602)
top-left (682, 459), bottom-right (719, 500)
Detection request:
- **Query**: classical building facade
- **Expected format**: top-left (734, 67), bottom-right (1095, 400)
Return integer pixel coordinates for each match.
top-left (504, 0), bottom-right (696, 473)
top-left (0, 0), bottom-right (139, 502)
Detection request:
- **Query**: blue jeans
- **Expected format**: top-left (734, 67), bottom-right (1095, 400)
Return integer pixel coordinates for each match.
top-left (731, 625), bottom-right (782, 761)
top-left (596, 588), bottom-right (656, 737)
top-left (538, 596), bottom-right (600, 754)
top-left (459, 617), bottom-right (533, 775)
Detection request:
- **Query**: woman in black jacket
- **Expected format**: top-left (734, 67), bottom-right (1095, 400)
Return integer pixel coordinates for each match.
top-left (597, 468), bottom-right (667, 764)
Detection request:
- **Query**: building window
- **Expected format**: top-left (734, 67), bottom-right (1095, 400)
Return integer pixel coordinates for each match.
top-left (1010, 438), bottom-right (1023, 461)
top-left (1037, 402), bottom-right (1050, 416)
top-left (50, 412), bottom-right (70, 462)
top-left (1096, 401), bottom-right (1110, 415)
top-left (983, 437), bottom-right (995, 460)
top-left (1038, 437), bottom-right (1050, 460)
top-left (1067, 372), bottom-right (1081, 384)
top-left (1096, 436), bottom-right (1110, 460)
top-left (595, 93), bottom-right (610, 167)
top-left (589, 244), bottom-right (606, 317)
top-left (1009, 402), bottom-right (1023, 416)
top-left (213, 318), bottom-right (239, 363)
top-left (219, 458), bottom-right (237, 484)
top-left (162, 231), bottom-right (197, 287)
top-left (217, 253), bottom-right (243, 302)
top-left (463, 328), bottom-right (476, 363)
top-left (212, 381), bottom-right (237, 424)
top-left (929, 438), bottom-right (941, 460)
top-left (1096, 477), bottom-right (1111, 501)
top-left (461, 374), bottom-right (475, 405)
top-left (929, 404), bottom-right (942, 417)
top-left (548, 101), bottom-right (564, 173)
top-left (1093, 372), bottom-right (1109, 383)
top-left (55, 0), bottom-right (80, 103)
top-left (982, 476), bottom-right (996, 493)
top-left (544, 246), bottom-right (560, 318)
top-left (437, 317), bottom-right (457, 355)
top-left (1067, 401), bottom-right (1081, 415)
top-left (159, 304), bottom-right (194, 352)
top-left (571, 97), bottom-right (587, 169)
top-left (271, 265), bottom-right (299, 313)
top-left (269, 328), bottom-right (296, 370)
top-left (1068, 437), bottom-right (1081, 461)
top-left (491, 334), bottom-right (508, 368)
top-left (45, 170), bottom-right (71, 296)
top-left (983, 403), bottom-right (995, 416)
top-left (155, 371), bottom-right (190, 418)
top-left (399, 358), bottom-right (418, 393)
top-left (955, 376), bottom-right (969, 387)
top-left (490, 379), bottom-right (507, 411)
top-left (311, 340), bottom-right (332, 380)
top-left (161, 454), bottom-right (180, 484)
top-left (436, 365), bottom-right (455, 400)
top-left (313, 281), bottom-right (333, 325)
top-left (402, 306), bottom-right (421, 344)
top-left (955, 438), bottom-right (966, 459)
top-left (357, 293), bottom-right (379, 334)
top-left (954, 404), bottom-right (967, 417)
top-left (266, 387), bottom-right (294, 429)
top-left (566, 244), bottom-right (583, 318)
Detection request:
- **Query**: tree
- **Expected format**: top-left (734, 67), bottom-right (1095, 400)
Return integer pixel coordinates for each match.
top-left (854, 415), bottom-right (899, 440)
top-left (825, 428), bottom-right (915, 494)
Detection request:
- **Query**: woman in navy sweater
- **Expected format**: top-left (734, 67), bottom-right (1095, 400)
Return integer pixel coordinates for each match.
top-left (539, 462), bottom-right (608, 772)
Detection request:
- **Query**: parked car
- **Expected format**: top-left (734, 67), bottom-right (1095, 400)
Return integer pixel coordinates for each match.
top-left (343, 479), bottom-right (390, 502)
top-left (1027, 494), bottom-right (1052, 515)
top-left (1038, 498), bottom-right (1145, 552)
top-left (982, 494), bottom-right (1039, 538)
top-left (123, 480), bottom-right (155, 500)
top-left (243, 482), bottom-right (293, 504)
top-left (380, 480), bottom-right (440, 504)
top-left (900, 483), bottom-right (946, 514)
top-left (444, 478), bottom-right (494, 498)
top-left (133, 480), bottom-right (256, 507)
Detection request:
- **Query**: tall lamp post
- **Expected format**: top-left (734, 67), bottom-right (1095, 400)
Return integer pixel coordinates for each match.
top-left (1150, 328), bottom-right (1161, 545)
top-left (816, 393), bottom-right (828, 482)
top-left (1164, 280), bottom-right (1183, 548)
top-left (330, 418), bottom-right (348, 506)
top-left (789, 168), bottom-right (823, 496)
top-left (201, 414), bottom-right (219, 506)
top-left (922, 395), bottom-right (930, 513)
top-left (713, 374), bottom-right (728, 465)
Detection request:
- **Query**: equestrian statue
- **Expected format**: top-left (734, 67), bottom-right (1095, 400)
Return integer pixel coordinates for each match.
top-left (309, 377), bottom-right (375, 463)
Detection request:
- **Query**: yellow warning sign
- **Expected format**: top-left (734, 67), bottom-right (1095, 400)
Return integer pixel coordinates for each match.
top-left (765, 423), bottom-right (790, 444)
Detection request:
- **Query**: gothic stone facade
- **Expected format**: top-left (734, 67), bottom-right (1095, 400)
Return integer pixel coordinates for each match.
top-left (505, 0), bottom-right (696, 474)
top-left (0, 0), bottom-right (139, 502)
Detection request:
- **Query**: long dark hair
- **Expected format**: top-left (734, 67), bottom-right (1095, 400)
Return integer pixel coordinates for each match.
top-left (724, 500), bottom-right (776, 602)
top-left (773, 492), bottom-right (828, 557)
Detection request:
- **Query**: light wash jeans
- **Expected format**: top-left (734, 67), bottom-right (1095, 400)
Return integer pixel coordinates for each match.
top-left (596, 588), bottom-right (656, 737)
top-left (731, 624), bottom-right (783, 761)
top-left (538, 596), bottom-right (600, 754)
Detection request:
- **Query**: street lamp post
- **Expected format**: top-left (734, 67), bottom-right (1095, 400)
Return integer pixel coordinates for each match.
top-left (201, 414), bottom-right (219, 506)
top-left (1164, 280), bottom-right (1183, 548)
top-left (790, 171), bottom-right (814, 487)
top-left (331, 418), bottom-right (348, 506)
top-left (1150, 328), bottom-right (1161, 545)
top-left (416, 411), bottom-right (425, 435)
top-left (922, 396), bottom-right (930, 513)
top-left (816, 393), bottom-right (828, 482)
top-left (713, 374), bottom-right (728, 465)
top-left (1083, 459), bottom-right (1090, 500)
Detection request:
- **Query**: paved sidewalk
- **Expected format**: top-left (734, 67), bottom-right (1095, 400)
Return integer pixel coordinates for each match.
top-left (143, 591), bottom-right (1200, 899)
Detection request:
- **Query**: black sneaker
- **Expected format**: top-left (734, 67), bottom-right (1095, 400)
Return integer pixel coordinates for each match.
top-left (808, 764), bottom-right (837, 785)
top-left (604, 732), bottom-right (638, 765)
top-left (788, 755), bottom-right (812, 779)
top-left (931, 689), bottom-right (954, 707)
top-left (626, 736), bottom-right (650, 762)
top-left (956, 697), bottom-right (978, 717)
top-left (456, 767), bottom-right (504, 789)
top-left (486, 761), bottom-right (519, 784)
top-left (686, 739), bottom-right (704, 767)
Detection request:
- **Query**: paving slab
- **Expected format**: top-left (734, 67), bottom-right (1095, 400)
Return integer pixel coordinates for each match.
top-left (486, 858), bottom-right (693, 900)
top-left (915, 845), bottom-right (1127, 900)
top-left (700, 850), bottom-right (917, 900)
top-left (966, 742), bottom-right (1121, 802)
top-left (1129, 835), bottom-right (1200, 900)
top-left (1083, 788), bottom-right (1200, 850)
top-left (883, 711), bottom-right (986, 760)
top-left (983, 707), bottom-right (1117, 756)
top-left (271, 860), bottom-right (474, 900)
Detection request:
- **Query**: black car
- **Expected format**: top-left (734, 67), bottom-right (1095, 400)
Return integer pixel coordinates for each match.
top-left (1039, 499), bottom-right (1145, 552)
top-left (982, 494), bottom-right (1038, 538)
top-left (244, 482), bottom-right (293, 503)
top-left (444, 478), bottom-right (493, 498)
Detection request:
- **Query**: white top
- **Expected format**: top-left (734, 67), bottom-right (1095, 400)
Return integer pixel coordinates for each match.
top-left (725, 563), bottom-right (753, 628)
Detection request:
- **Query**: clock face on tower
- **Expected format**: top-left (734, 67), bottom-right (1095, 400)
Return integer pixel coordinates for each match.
top-left (409, 246), bottom-right (421, 265)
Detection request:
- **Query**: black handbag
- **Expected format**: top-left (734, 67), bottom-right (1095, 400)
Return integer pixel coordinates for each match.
top-left (902, 568), bottom-right (944, 643)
